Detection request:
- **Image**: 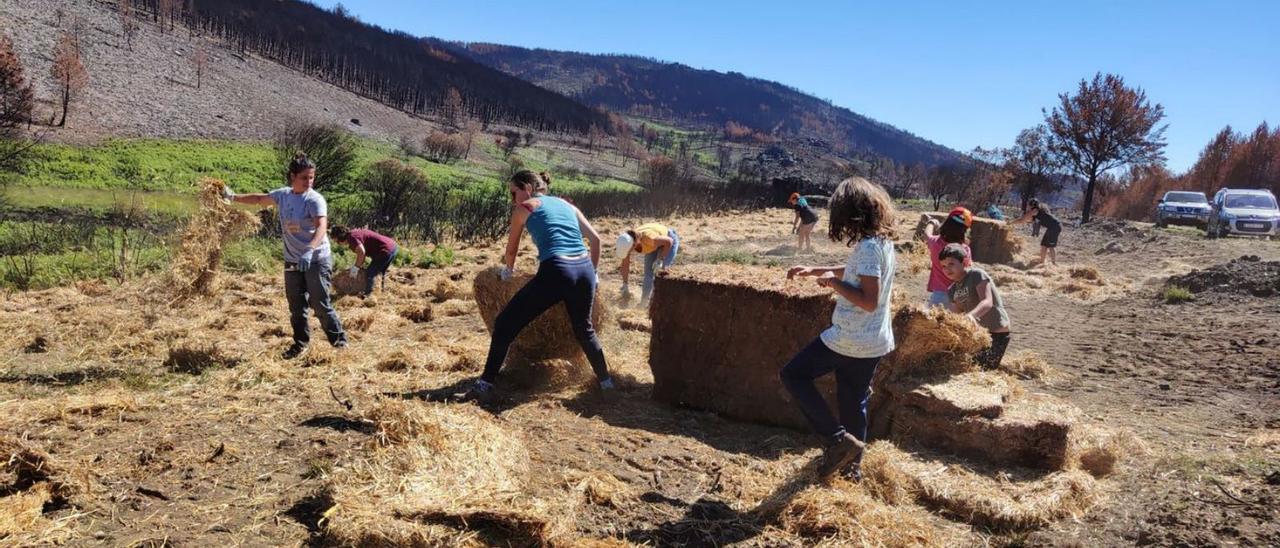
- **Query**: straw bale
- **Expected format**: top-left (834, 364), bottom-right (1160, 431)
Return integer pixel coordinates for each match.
top-left (880, 390), bottom-right (1081, 470)
top-left (861, 442), bottom-right (1099, 531)
top-left (169, 179), bottom-right (262, 298)
top-left (914, 213), bottom-right (1022, 264)
top-left (649, 267), bottom-right (993, 430)
top-left (649, 265), bottom-right (835, 429)
top-left (324, 401), bottom-right (571, 546)
top-left (895, 372), bottom-right (1018, 419)
top-left (473, 267), bottom-right (610, 366)
top-left (332, 269), bottom-right (368, 297)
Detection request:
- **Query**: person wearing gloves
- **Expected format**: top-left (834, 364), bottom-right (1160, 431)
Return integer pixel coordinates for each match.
top-left (616, 222), bottom-right (680, 306)
top-left (456, 170), bottom-right (615, 403)
top-left (331, 225), bottom-right (399, 298)
top-left (789, 192), bottom-right (820, 254)
top-left (224, 152), bottom-right (347, 359)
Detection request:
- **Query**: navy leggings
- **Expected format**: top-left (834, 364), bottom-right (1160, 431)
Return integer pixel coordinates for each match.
top-left (481, 255), bottom-right (610, 384)
top-left (780, 338), bottom-right (881, 443)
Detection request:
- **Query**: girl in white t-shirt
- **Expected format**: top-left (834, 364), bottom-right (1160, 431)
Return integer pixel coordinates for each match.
top-left (783, 176), bottom-right (897, 479)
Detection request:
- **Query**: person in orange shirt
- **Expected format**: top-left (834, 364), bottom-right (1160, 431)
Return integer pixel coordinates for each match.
top-left (616, 222), bottom-right (680, 306)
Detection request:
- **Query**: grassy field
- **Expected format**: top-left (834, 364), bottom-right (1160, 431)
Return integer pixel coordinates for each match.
top-left (3, 140), bottom-right (280, 192)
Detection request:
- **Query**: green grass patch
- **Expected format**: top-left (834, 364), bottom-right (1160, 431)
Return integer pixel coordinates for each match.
top-left (1162, 285), bottom-right (1194, 304)
top-left (6, 186), bottom-right (199, 216)
top-left (707, 248), bottom-right (756, 265)
top-left (6, 139), bottom-right (279, 192)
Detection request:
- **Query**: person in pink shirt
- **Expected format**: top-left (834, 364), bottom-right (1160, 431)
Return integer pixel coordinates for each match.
top-left (331, 226), bottom-right (399, 298)
top-left (922, 207), bottom-right (971, 308)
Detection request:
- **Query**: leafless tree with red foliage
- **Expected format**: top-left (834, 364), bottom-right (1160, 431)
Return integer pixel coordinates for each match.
top-left (1044, 72), bottom-right (1167, 223)
top-left (586, 124), bottom-right (606, 154)
top-left (50, 31), bottom-right (88, 128)
top-left (640, 155), bottom-right (680, 190)
top-left (1, 34), bottom-right (37, 173)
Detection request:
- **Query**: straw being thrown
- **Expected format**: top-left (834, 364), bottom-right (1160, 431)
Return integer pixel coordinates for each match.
top-left (169, 178), bottom-right (262, 298)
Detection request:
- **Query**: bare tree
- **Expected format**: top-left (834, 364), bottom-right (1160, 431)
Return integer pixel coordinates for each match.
top-left (586, 123), bottom-right (605, 154)
top-left (640, 155), bottom-right (680, 190)
top-left (461, 119), bottom-right (481, 159)
top-left (119, 0), bottom-right (139, 50)
top-left (716, 145), bottom-right (732, 177)
top-left (441, 87), bottom-right (464, 129)
top-left (1044, 73), bottom-right (1167, 223)
top-left (50, 31), bottom-right (88, 128)
top-left (192, 46), bottom-right (208, 89)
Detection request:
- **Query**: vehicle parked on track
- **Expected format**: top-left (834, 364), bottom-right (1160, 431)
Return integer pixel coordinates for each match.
top-left (1154, 191), bottom-right (1211, 228)
top-left (1206, 188), bottom-right (1280, 239)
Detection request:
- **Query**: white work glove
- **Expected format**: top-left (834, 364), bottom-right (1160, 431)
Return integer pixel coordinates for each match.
top-left (221, 185), bottom-right (236, 203)
top-left (499, 266), bottom-right (514, 282)
top-left (347, 266), bottom-right (360, 277)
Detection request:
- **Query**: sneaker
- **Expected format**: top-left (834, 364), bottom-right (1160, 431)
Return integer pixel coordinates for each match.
top-left (453, 379), bottom-right (496, 404)
top-left (282, 343), bottom-right (309, 360)
top-left (817, 432), bottom-right (865, 479)
top-left (333, 340), bottom-right (349, 350)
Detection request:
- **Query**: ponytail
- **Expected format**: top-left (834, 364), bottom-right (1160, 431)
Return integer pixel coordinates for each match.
top-left (287, 152), bottom-right (316, 178)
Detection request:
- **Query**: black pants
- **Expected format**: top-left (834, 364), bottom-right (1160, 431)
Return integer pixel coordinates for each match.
top-left (780, 338), bottom-right (882, 443)
top-left (976, 332), bottom-right (1011, 369)
top-left (481, 255), bottom-right (610, 384)
top-left (284, 258), bottom-right (347, 346)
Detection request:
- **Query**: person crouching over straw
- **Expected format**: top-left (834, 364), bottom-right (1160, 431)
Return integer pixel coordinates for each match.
top-left (789, 192), bottom-right (820, 254)
top-left (615, 222), bottom-right (680, 307)
top-left (939, 243), bottom-right (1012, 369)
top-left (223, 152), bottom-right (348, 360)
top-left (782, 177), bottom-right (897, 480)
top-left (331, 225), bottom-right (399, 298)
top-left (455, 170), bottom-right (615, 403)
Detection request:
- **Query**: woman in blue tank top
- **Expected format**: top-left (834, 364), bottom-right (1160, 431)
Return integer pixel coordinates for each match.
top-left (458, 170), bottom-right (614, 402)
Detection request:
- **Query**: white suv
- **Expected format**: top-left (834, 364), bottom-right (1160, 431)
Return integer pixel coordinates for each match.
top-left (1206, 188), bottom-right (1280, 239)
top-left (1155, 191), bottom-right (1211, 228)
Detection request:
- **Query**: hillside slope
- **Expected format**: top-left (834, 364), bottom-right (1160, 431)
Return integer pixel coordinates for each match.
top-left (455, 43), bottom-right (966, 167)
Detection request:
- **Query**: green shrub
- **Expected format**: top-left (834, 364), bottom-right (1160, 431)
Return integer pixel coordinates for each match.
top-left (708, 248), bottom-right (755, 265)
top-left (415, 246), bottom-right (455, 269)
top-left (1162, 285), bottom-right (1193, 304)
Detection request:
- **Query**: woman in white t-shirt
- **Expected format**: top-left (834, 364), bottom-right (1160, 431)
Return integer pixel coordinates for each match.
top-left (783, 176), bottom-right (897, 479)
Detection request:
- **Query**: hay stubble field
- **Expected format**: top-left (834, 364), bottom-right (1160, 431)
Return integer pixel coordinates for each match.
top-left (1, 206), bottom-right (1278, 547)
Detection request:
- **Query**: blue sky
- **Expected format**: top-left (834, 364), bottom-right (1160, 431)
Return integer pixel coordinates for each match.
top-left (315, 0), bottom-right (1278, 172)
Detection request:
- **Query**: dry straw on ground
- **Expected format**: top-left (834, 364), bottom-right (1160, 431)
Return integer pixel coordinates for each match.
top-left (169, 179), bottom-right (261, 298)
top-left (324, 399), bottom-right (572, 546)
top-left (860, 442), bottom-right (1100, 531)
top-left (473, 267), bottom-right (610, 366)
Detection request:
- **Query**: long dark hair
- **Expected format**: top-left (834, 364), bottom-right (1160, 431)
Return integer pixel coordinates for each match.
top-left (828, 177), bottom-right (896, 245)
top-left (939, 217), bottom-right (968, 244)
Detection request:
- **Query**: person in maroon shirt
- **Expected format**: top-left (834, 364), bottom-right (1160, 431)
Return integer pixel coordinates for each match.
top-left (330, 226), bottom-right (399, 297)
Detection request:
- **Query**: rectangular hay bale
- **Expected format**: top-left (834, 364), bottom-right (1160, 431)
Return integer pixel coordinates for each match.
top-left (914, 213), bottom-right (1022, 265)
top-left (649, 265), bottom-right (835, 430)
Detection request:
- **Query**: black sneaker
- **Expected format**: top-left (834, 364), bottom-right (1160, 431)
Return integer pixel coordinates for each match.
top-left (453, 379), bottom-right (496, 404)
top-left (817, 433), bottom-right (864, 479)
top-left (282, 343), bottom-right (309, 360)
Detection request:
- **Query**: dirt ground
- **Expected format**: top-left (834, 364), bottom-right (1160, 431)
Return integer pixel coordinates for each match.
top-left (2, 207), bottom-right (1277, 547)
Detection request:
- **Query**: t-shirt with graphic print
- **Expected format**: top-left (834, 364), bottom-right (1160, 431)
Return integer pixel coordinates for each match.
top-left (269, 187), bottom-right (331, 263)
top-left (947, 267), bottom-right (1010, 333)
top-left (820, 236), bottom-right (897, 358)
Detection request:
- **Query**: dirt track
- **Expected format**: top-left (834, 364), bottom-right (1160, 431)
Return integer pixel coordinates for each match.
top-left (1, 208), bottom-right (1278, 546)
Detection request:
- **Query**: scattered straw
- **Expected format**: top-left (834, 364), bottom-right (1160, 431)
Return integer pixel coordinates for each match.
top-left (168, 179), bottom-right (261, 298)
top-left (999, 350), bottom-right (1054, 380)
top-left (861, 442), bottom-right (1099, 531)
top-left (1244, 430), bottom-right (1280, 451)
